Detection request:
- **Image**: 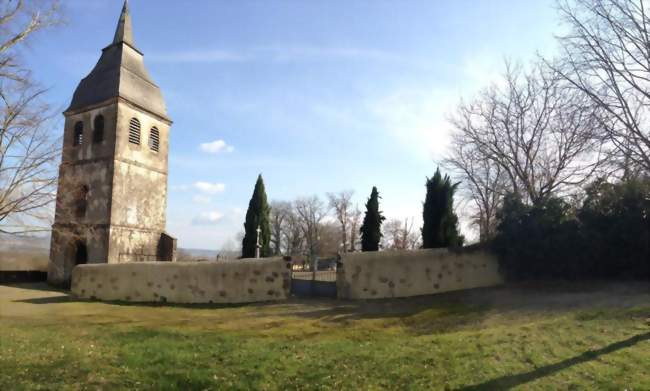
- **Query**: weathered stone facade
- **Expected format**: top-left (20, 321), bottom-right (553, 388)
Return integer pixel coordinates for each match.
top-left (71, 258), bottom-right (293, 304)
top-left (48, 1), bottom-right (176, 285)
top-left (336, 248), bottom-right (503, 300)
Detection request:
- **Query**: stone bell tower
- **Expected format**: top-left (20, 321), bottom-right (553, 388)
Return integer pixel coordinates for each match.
top-left (48, 1), bottom-right (176, 285)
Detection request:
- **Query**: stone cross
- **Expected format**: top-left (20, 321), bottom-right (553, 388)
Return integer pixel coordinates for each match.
top-left (255, 226), bottom-right (261, 259)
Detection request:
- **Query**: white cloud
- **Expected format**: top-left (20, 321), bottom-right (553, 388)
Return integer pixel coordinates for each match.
top-left (367, 53), bottom-right (508, 163)
top-left (146, 46), bottom-right (410, 65)
top-left (194, 181), bottom-right (226, 195)
top-left (171, 184), bottom-right (190, 191)
top-left (192, 195), bottom-right (212, 204)
top-left (369, 88), bottom-right (454, 161)
top-left (257, 45), bottom-right (403, 63)
top-left (148, 50), bottom-right (247, 64)
top-left (192, 211), bottom-right (224, 226)
top-left (199, 139), bottom-right (235, 154)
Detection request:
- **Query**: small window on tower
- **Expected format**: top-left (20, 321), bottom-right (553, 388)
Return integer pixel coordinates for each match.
top-left (73, 121), bottom-right (83, 146)
top-left (93, 115), bottom-right (105, 144)
top-left (75, 185), bottom-right (89, 218)
top-left (128, 117), bottom-right (141, 145)
top-left (149, 127), bottom-right (160, 152)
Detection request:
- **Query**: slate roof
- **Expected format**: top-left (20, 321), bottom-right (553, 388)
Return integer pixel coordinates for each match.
top-left (67, 0), bottom-right (169, 121)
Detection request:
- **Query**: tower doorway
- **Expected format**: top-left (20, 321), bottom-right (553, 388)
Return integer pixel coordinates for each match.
top-left (75, 241), bottom-right (88, 265)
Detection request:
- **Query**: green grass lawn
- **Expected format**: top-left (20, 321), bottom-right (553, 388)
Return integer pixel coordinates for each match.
top-left (1, 282), bottom-right (649, 390)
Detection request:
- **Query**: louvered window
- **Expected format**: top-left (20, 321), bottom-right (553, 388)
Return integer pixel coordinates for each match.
top-left (149, 127), bottom-right (160, 152)
top-left (93, 115), bottom-right (105, 144)
top-left (73, 121), bottom-right (83, 146)
top-left (128, 118), bottom-right (140, 145)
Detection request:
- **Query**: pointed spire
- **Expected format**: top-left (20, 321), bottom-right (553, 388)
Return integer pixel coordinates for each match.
top-left (113, 0), bottom-right (135, 47)
top-left (68, 0), bottom-right (168, 119)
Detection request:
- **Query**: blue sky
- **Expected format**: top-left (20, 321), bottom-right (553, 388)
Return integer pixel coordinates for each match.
top-left (22, 0), bottom-right (561, 250)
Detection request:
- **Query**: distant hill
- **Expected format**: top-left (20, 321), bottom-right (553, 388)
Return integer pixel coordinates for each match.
top-left (0, 234), bottom-right (50, 252)
top-left (0, 235), bottom-right (240, 262)
top-left (178, 248), bottom-right (240, 261)
top-left (182, 248), bottom-right (218, 258)
top-left (0, 234), bottom-right (49, 272)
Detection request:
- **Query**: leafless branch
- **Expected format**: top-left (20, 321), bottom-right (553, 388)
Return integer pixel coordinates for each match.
top-left (550, 0), bottom-right (650, 175)
top-left (0, 0), bottom-right (61, 235)
top-left (447, 60), bottom-right (605, 212)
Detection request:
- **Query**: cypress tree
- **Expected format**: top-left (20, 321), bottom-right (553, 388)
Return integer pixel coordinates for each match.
top-left (360, 186), bottom-right (385, 251)
top-left (422, 168), bottom-right (463, 248)
top-left (241, 174), bottom-right (271, 258)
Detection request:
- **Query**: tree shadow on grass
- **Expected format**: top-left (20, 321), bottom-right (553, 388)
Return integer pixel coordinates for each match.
top-left (11, 283), bottom-right (647, 334)
top-left (11, 287), bottom-right (493, 330)
top-left (0, 281), bottom-right (63, 292)
top-left (9, 286), bottom-right (498, 332)
top-left (14, 295), bottom-right (73, 304)
top-left (458, 331), bottom-right (650, 390)
top-left (12, 294), bottom-right (274, 310)
top-left (13, 293), bottom-right (324, 311)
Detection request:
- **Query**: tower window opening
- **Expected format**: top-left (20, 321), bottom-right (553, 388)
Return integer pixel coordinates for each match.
top-left (149, 127), bottom-right (160, 152)
top-left (73, 121), bottom-right (84, 146)
top-left (93, 115), bottom-right (105, 144)
top-left (75, 185), bottom-right (89, 218)
top-left (128, 117), bottom-right (141, 145)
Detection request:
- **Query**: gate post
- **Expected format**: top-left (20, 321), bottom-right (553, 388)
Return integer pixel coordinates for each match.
top-left (311, 256), bottom-right (319, 296)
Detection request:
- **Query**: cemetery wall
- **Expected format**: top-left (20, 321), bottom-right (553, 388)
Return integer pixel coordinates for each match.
top-left (336, 248), bottom-right (503, 300)
top-left (71, 257), bottom-right (291, 304)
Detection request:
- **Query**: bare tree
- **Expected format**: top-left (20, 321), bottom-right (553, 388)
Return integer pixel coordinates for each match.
top-left (382, 219), bottom-right (402, 250)
top-left (269, 200), bottom-right (291, 255)
top-left (0, 0), bottom-right (61, 234)
top-left (316, 221), bottom-right (342, 256)
top-left (217, 238), bottom-right (239, 260)
top-left (552, 0), bottom-right (650, 175)
top-left (283, 207), bottom-right (304, 256)
top-left (348, 205), bottom-right (362, 252)
top-left (448, 61), bottom-right (604, 206)
top-left (444, 138), bottom-right (507, 242)
top-left (326, 190), bottom-right (353, 253)
top-left (383, 217), bottom-right (420, 250)
top-left (294, 196), bottom-right (328, 259)
top-left (401, 217), bottom-right (420, 250)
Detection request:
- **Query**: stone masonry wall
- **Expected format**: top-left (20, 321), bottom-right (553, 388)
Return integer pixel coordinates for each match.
top-left (336, 248), bottom-right (503, 300)
top-left (48, 226), bottom-right (110, 285)
top-left (71, 257), bottom-right (291, 304)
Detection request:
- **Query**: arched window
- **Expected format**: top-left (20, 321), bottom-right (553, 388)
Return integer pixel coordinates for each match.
top-left (128, 117), bottom-right (141, 145)
top-left (93, 115), bottom-right (105, 144)
top-left (148, 127), bottom-right (160, 152)
top-left (75, 185), bottom-right (89, 218)
top-left (73, 121), bottom-right (83, 146)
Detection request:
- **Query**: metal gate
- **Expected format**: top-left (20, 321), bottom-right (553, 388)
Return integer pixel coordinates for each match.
top-left (291, 271), bottom-right (337, 298)
top-left (290, 258), bottom-right (337, 298)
